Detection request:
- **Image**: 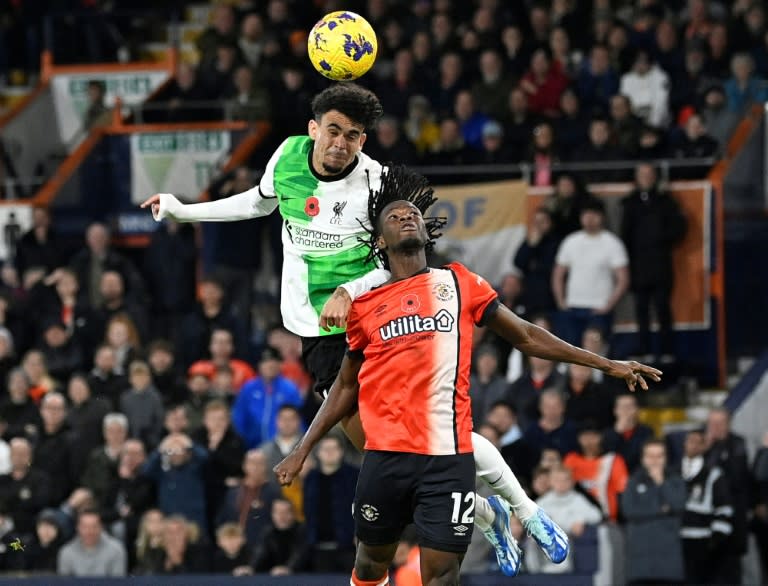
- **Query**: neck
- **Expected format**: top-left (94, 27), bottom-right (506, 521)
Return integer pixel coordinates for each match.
top-left (320, 462), bottom-right (341, 475)
top-left (387, 250), bottom-right (428, 282)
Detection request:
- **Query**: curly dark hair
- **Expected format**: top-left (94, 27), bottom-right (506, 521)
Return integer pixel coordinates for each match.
top-left (360, 164), bottom-right (446, 269)
top-left (311, 83), bottom-right (383, 129)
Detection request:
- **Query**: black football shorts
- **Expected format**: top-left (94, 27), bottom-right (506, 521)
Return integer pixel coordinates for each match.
top-left (354, 450), bottom-right (476, 553)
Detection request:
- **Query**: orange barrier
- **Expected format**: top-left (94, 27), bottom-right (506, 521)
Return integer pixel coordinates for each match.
top-left (40, 49), bottom-right (177, 83)
top-left (707, 103), bottom-right (765, 387)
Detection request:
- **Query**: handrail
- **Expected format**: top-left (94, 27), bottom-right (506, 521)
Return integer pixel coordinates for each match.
top-left (706, 103), bottom-right (765, 388)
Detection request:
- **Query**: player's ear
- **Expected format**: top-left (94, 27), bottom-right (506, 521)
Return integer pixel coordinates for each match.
top-left (376, 234), bottom-right (387, 251)
top-left (308, 118), bottom-right (318, 139)
top-left (359, 132), bottom-right (367, 148)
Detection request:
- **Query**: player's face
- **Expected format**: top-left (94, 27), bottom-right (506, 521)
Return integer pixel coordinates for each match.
top-left (308, 111), bottom-right (367, 175)
top-left (377, 200), bottom-right (428, 253)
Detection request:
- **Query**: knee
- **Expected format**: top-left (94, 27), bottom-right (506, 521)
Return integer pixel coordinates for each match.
top-left (354, 545), bottom-right (391, 581)
top-left (424, 562), bottom-right (461, 585)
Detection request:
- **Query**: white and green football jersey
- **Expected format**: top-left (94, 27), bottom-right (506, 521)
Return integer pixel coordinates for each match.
top-left (261, 136), bottom-right (383, 337)
top-left (155, 135), bottom-right (386, 338)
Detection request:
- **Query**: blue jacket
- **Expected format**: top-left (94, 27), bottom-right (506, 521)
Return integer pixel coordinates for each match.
top-left (232, 376), bottom-right (303, 449)
top-left (724, 77), bottom-right (768, 113)
top-left (142, 445), bottom-right (208, 533)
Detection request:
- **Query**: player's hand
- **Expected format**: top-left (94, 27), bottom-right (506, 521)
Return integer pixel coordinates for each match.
top-left (320, 287), bottom-right (352, 331)
top-left (604, 360), bottom-right (662, 392)
top-left (139, 193), bottom-right (164, 220)
top-left (274, 451), bottom-right (306, 486)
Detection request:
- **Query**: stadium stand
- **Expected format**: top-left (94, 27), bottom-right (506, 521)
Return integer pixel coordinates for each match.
top-left (0, 0), bottom-right (766, 584)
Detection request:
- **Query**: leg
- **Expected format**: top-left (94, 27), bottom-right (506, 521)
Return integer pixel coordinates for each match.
top-left (633, 287), bottom-right (651, 356)
top-left (471, 432), bottom-right (568, 564)
top-left (352, 542), bottom-right (397, 585)
top-left (652, 282), bottom-right (674, 357)
top-left (474, 493), bottom-right (521, 576)
top-left (419, 547), bottom-right (463, 586)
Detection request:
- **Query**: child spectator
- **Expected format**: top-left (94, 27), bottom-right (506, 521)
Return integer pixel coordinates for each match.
top-left (212, 522), bottom-right (251, 575)
top-left (528, 465), bottom-right (603, 573)
top-left (120, 361), bottom-right (164, 451)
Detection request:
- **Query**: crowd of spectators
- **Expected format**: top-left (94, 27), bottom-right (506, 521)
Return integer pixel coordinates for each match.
top-left (0, 0), bottom-right (767, 582)
top-left (36, 2), bottom-right (768, 175)
top-left (5, 0), bottom-right (765, 178)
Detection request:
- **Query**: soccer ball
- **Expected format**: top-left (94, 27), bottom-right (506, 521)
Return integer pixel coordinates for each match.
top-left (307, 11), bottom-right (378, 81)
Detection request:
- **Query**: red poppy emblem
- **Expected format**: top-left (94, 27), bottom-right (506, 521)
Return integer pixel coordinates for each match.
top-left (401, 294), bottom-right (420, 314)
top-left (305, 196), bottom-right (320, 217)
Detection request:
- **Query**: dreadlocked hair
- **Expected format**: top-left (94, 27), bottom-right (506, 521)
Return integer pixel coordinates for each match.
top-left (360, 164), bottom-right (446, 269)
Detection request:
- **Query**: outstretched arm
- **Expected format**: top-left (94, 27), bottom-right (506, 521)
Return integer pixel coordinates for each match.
top-left (274, 353), bottom-right (363, 485)
top-left (485, 303), bottom-right (661, 391)
top-left (140, 187), bottom-right (277, 222)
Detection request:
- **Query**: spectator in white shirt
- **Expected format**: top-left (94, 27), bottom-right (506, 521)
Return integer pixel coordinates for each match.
top-left (528, 465), bottom-right (603, 573)
top-left (620, 49), bottom-right (670, 128)
top-left (552, 198), bottom-right (629, 346)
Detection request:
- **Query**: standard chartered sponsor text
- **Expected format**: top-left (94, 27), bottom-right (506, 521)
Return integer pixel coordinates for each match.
top-left (293, 226), bottom-right (345, 249)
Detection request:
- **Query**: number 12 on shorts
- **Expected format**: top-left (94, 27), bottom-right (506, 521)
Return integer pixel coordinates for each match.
top-left (450, 491), bottom-right (475, 523)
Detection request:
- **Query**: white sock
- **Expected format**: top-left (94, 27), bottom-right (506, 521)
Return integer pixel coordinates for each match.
top-left (474, 494), bottom-right (494, 532)
top-left (471, 431), bottom-right (538, 521)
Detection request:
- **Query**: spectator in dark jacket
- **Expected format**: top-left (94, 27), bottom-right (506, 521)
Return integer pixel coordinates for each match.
top-left (514, 207), bottom-right (560, 316)
top-left (175, 278), bottom-right (246, 369)
top-left (143, 221), bottom-right (197, 341)
top-left (507, 351), bottom-right (564, 431)
top-left (36, 319), bottom-right (83, 383)
top-left (577, 44), bottom-right (619, 113)
top-left (468, 345), bottom-right (509, 428)
top-left (560, 364), bottom-right (615, 429)
top-left (680, 429), bottom-right (735, 585)
top-left (251, 498), bottom-right (309, 574)
top-left (157, 514), bottom-right (210, 574)
top-left (87, 345), bottom-right (126, 410)
top-left (622, 439), bottom-right (686, 584)
top-left (142, 433), bottom-right (208, 534)
top-left (0, 368), bottom-right (42, 441)
top-left (212, 522), bottom-right (251, 575)
top-left (0, 438), bottom-right (52, 535)
top-left (621, 163), bottom-right (687, 360)
top-left (603, 394), bottom-right (655, 472)
top-left (66, 374), bottom-right (110, 481)
top-left (524, 389), bottom-right (579, 460)
top-left (80, 413), bottom-right (128, 515)
top-left (704, 408), bottom-right (751, 584)
top-left (303, 435), bottom-right (358, 573)
top-left (363, 116), bottom-right (419, 164)
top-left (191, 400), bottom-right (244, 536)
top-left (668, 113), bottom-right (719, 179)
top-left (67, 223), bottom-right (146, 310)
top-left (21, 509), bottom-right (66, 573)
top-left (217, 449), bottom-right (281, 547)
top-left (14, 207), bottom-right (65, 277)
top-left (35, 392), bottom-right (74, 504)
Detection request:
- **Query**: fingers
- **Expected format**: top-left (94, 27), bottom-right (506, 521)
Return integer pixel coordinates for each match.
top-left (139, 194), bottom-right (161, 208)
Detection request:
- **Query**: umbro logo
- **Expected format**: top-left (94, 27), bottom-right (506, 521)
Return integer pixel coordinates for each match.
top-left (453, 524), bottom-right (469, 536)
